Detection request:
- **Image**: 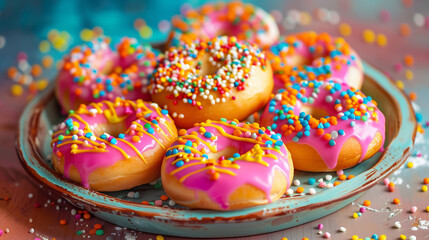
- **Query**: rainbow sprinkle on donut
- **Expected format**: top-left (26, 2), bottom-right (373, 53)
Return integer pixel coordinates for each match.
top-left (149, 36), bottom-right (268, 109)
top-left (268, 32), bottom-right (363, 89)
top-left (261, 80), bottom-right (385, 169)
top-left (57, 37), bottom-right (157, 110)
top-left (169, 1), bottom-right (279, 47)
top-left (51, 98), bottom-right (176, 188)
top-left (163, 119), bottom-right (292, 209)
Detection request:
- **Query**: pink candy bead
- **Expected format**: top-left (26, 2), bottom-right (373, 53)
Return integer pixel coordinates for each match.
top-left (383, 178), bottom-right (390, 186)
top-left (379, 9), bottom-right (391, 22)
top-left (154, 200), bottom-right (163, 206)
top-left (324, 232), bottom-right (331, 238)
top-left (411, 206), bottom-right (417, 213)
top-left (394, 63), bottom-right (403, 72)
top-left (360, 207), bottom-right (366, 213)
top-left (17, 51), bottom-right (28, 61)
top-left (317, 223), bottom-right (324, 230)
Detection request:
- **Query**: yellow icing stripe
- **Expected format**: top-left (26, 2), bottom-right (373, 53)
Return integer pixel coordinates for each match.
top-left (170, 156), bottom-right (204, 165)
top-left (132, 127), bottom-right (166, 150)
top-left (71, 149), bottom-right (108, 154)
top-left (178, 166), bottom-right (236, 183)
top-left (87, 102), bottom-right (102, 113)
top-left (233, 151), bottom-right (269, 167)
top-left (215, 168), bottom-right (238, 176)
top-left (52, 137), bottom-right (95, 148)
top-left (211, 121), bottom-right (281, 144)
top-left (116, 138), bottom-right (147, 163)
top-left (54, 136), bottom-right (130, 159)
top-left (126, 121), bottom-right (167, 150)
top-left (166, 146), bottom-right (204, 156)
top-left (262, 154), bottom-right (279, 160)
top-left (200, 122), bottom-right (265, 145)
top-left (153, 106), bottom-right (175, 136)
top-left (52, 129), bottom-right (65, 136)
top-left (260, 147), bottom-right (284, 156)
top-left (215, 121), bottom-right (260, 134)
top-left (103, 101), bottom-right (129, 124)
top-left (69, 114), bottom-right (93, 133)
top-left (56, 139), bottom-right (92, 148)
top-left (170, 161), bottom-right (208, 175)
top-left (180, 135), bottom-right (217, 152)
top-left (95, 138), bottom-right (131, 159)
top-left (138, 118), bottom-right (170, 141)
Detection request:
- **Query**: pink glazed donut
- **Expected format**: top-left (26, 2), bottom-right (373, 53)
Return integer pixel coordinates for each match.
top-left (260, 80), bottom-right (385, 172)
top-left (55, 37), bottom-right (157, 112)
top-left (168, 1), bottom-right (279, 48)
top-left (51, 98), bottom-right (177, 191)
top-left (267, 32), bottom-right (364, 91)
top-left (161, 119), bottom-right (294, 210)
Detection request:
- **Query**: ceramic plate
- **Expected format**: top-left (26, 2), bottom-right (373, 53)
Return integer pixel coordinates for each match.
top-left (16, 61), bottom-right (417, 238)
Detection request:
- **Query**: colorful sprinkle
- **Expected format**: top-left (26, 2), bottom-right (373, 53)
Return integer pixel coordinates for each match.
top-left (376, 33), bottom-right (387, 47)
top-left (11, 84), bottom-right (23, 96)
top-left (339, 23), bottom-right (352, 36)
top-left (399, 23), bottom-right (411, 36)
top-left (363, 29), bottom-right (375, 43)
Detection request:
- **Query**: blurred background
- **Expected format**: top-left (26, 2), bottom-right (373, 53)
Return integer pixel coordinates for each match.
top-left (1, 0), bottom-right (428, 120)
top-left (0, 0), bottom-right (428, 68)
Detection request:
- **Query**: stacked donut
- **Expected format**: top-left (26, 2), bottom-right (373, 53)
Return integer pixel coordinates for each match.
top-left (51, 1), bottom-right (385, 211)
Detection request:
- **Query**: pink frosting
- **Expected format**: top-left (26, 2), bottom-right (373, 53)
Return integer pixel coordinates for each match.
top-left (56, 37), bottom-right (157, 111)
top-left (163, 120), bottom-right (292, 209)
top-left (170, 2), bottom-right (279, 47)
top-left (260, 80), bottom-right (385, 170)
top-left (51, 98), bottom-right (175, 188)
top-left (268, 32), bottom-right (363, 91)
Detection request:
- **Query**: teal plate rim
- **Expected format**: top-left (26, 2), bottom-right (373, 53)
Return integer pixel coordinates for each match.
top-left (16, 61), bottom-right (417, 237)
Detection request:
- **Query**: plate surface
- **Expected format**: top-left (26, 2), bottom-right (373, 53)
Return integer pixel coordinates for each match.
top-left (16, 61), bottom-right (417, 238)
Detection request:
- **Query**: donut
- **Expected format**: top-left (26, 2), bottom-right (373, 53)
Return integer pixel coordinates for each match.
top-left (260, 80), bottom-right (385, 172)
top-left (56, 37), bottom-right (157, 112)
top-left (149, 35), bottom-right (274, 129)
top-left (161, 119), bottom-right (294, 210)
top-left (51, 98), bottom-right (177, 191)
top-left (268, 32), bottom-right (364, 91)
top-left (168, 1), bottom-right (279, 48)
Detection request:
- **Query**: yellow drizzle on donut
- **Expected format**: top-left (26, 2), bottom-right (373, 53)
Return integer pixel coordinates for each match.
top-left (116, 138), bottom-right (146, 163)
top-left (199, 122), bottom-right (265, 145)
top-left (168, 120), bottom-right (286, 182)
top-left (54, 136), bottom-right (131, 159)
top-left (127, 121), bottom-right (166, 150)
top-left (52, 98), bottom-right (175, 164)
top-left (178, 166), bottom-right (237, 183)
top-left (179, 135), bottom-right (217, 152)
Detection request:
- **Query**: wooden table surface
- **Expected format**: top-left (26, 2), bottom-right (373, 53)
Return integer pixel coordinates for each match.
top-left (1, 0), bottom-right (429, 239)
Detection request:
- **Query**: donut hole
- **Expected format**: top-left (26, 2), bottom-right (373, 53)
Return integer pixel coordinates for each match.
top-left (301, 106), bottom-right (329, 119)
top-left (91, 122), bottom-right (128, 139)
top-left (196, 53), bottom-right (223, 77)
top-left (208, 146), bottom-right (236, 160)
top-left (287, 54), bottom-right (312, 68)
top-left (207, 142), bottom-right (258, 161)
top-left (98, 56), bottom-right (137, 79)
